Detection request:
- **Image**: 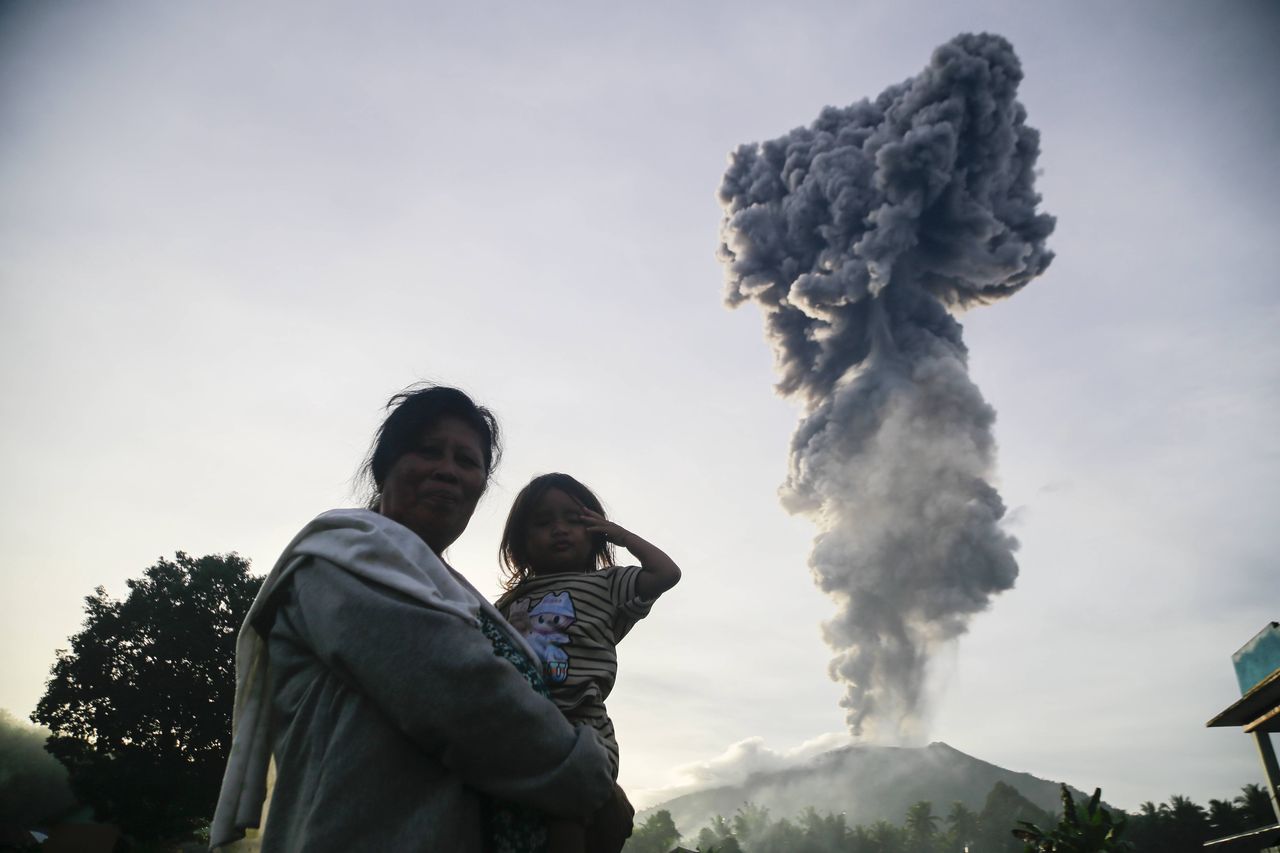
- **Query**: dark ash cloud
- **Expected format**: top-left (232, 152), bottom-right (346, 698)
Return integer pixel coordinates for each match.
top-left (718, 32), bottom-right (1055, 739)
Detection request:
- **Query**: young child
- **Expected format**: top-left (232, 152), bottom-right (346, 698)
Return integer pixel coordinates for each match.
top-left (496, 472), bottom-right (682, 853)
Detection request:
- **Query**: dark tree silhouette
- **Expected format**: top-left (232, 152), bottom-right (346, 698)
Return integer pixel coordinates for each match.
top-left (696, 814), bottom-right (741, 852)
top-left (1012, 785), bottom-right (1134, 852)
top-left (1207, 797), bottom-right (1244, 838)
top-left (865, 819), bottom-right (907, 853)
top-left (752, 816), bottom-right (805, 853)
top-left (680, 782), bottom-right (1266, 853)
top-left (627, 808), bottom-right (682, 853)
top-left (33, 552), bottom-right (261, 841)
top-left (945, 800), bottom-right (980, 851)
top-left (798, 807), bottom-right (852, 852)
top-left (904, 800), bottom-right (939, 851)
top-left (1163, 794), bottom-right (1210, 853)
top-left (1234, 782), bottom-right (1276, 830)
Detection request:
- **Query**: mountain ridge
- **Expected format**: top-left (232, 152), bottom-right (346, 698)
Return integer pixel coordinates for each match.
top-left (638, 741), bottom-right (1088, 837)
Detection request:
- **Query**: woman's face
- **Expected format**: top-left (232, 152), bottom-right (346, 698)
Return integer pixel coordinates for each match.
top-left (379, 415), bottom-right (487, 555)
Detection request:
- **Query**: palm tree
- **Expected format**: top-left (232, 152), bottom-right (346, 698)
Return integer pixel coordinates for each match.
top-left (905, 801), bottom-right (940, 852)
top-left (1207, 798), bottom-right (1244, 838)
top-left (1125, 801), bottom-right (1167, 852)
top-left (1164, 795), bottom-right (1209, 853)
top-left (867, 819), bottom-right (907, 853)
top-left (798, 806), bottom-right (851, 850)
top-left (731, 802), bottom-right (771, 846)
top-left (1234, 782), bottom-right (1277, 829)
top-left (695, 814), bottom-right (742, 853)
top-left (946, 801), bottom-right (979, 850)
top-left (627, 809), bottom-right (681, 853)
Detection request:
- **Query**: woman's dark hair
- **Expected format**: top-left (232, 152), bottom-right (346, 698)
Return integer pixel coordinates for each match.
top-left (361, 384), bottom-right (501, 506)
top-left (498, 473), bottom-right (614, 591)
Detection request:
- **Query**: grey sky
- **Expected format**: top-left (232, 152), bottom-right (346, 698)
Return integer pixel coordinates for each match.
top-left (1, 0), bottom-right (1277, 812)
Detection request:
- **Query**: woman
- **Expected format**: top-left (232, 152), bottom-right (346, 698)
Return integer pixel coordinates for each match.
top-left (211, 385), bottom-right (627, 852)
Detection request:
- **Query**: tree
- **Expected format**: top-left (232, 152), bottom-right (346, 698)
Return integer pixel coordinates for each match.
top-left (696, 815), bottom-right (741, 853)
top-left (695, 828), bottom-right (742, 853)
top-left (33, 552), bottom-right (261, 841)
top-left (1206, 798), bottom-right (1243, 838)
top-left (1012, 785), bottom-right (1134, 853)
top-left (1162, 795), bottom-right (1209, 853)
top-left (731, 802), bottom-right (772, 846)
top-left (626, 809), bottom-right (681, 853)
top-left (798, 806), bottom-right (851, 852)
top-left (1125, 801), bottom-right (1167, 852)
top-left (904, 800), bottom-right (939, 852)
top-left (752, 816), bottom-right (804, 853)
top-left (945, 801), bottom-right (980, 851)
top-left (866, 819), bottom-right (907, 853)
top-left (1234, 782), bottom-right (1276, 830)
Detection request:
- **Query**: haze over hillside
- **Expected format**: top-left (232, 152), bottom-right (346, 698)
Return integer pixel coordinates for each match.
top-left (641, 742), bottom-right (1088, 837)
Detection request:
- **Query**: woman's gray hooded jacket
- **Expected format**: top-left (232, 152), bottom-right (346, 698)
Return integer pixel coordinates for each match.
top-left (210, 509), bottom-right (613, 852)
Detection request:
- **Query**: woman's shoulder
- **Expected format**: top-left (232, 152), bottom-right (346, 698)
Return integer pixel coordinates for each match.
top-left (279, 507), bottom-right (484, 621)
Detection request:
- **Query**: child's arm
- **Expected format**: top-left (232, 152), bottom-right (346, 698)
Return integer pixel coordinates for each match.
top-left (577, 505), bottom-right (681, 600)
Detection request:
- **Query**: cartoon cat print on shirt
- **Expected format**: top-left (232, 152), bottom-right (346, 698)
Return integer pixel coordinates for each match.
top-left (513, 591), bottom-right (576, 683)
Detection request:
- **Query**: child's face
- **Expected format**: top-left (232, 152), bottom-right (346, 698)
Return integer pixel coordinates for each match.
top-left (525, 487), bottom-right (594, 574)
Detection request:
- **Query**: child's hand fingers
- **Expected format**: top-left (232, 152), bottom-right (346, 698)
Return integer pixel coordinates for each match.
top-left (597, 524), bottom-right (629, 545)
top-left (576, 507), bottom-right (609, 527)
top-left (581, 517), bottom-right (618, 538)
top-left (572, 503), bottom-right (627, 542)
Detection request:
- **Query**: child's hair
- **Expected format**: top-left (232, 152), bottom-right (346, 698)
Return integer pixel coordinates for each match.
top-left (499, 472), bottom-right (615, 591)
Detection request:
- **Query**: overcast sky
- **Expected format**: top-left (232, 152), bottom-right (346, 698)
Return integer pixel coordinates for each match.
top-left (2, 0), bottom-right (1277, 813)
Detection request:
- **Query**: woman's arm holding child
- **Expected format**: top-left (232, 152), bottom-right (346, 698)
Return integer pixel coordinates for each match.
top-left (577, 505), bottom-right (681, 600)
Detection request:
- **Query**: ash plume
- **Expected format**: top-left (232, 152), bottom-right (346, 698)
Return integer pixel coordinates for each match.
top-left (717, 33), bottom-right (1054, 739)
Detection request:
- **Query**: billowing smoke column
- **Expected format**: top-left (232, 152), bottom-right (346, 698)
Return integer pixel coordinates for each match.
top-left (717, 33), bottom-right (1055, 740)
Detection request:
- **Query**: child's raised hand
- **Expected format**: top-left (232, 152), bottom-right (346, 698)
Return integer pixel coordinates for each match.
top-left (576, 502), bottom-right (682, 598)
top-left (576, 504), bottom-right (632, 547)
